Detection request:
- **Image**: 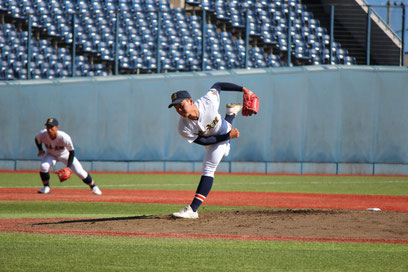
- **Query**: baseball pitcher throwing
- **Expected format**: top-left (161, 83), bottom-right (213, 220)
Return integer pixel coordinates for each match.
top-left (35, 118), bottom-right (102, 195)
top-left (169, 82), bottom-right (259, 218)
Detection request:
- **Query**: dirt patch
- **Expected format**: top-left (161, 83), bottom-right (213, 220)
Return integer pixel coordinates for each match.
top-left (29, 209), bottom-right (408, 242)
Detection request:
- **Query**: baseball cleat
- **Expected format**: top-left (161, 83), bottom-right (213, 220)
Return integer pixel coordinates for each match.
top-left (92, 186), bottom-right (102, 195)
top-left (38, 186), bottom-right (50, 194)
top-left (172, 205), bottom-right (199, 219)
top-left (226, 103), bottom-right (243, 116)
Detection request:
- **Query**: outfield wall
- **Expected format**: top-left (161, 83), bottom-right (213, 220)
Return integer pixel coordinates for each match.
top-left (1, 65), bottom-right (408, 174)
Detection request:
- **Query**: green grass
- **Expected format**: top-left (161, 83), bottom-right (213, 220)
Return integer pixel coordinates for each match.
top-left (1, 172), bottom-right (408, 271)
top-left (1, 172), bottom-right (408, 195)
top-left (0, 201), bottom-right (260, 219)
top-left (1, 232), bottom-right (407, 272)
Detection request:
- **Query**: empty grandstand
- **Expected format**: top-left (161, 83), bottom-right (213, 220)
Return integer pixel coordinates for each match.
top-left (0, 0), bottom-right (405, 80)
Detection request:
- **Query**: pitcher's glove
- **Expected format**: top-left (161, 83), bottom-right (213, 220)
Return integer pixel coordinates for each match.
top-left (56, 167), bottom-right (72, 182)
top-left (242, 87), bottom-right (259, 116)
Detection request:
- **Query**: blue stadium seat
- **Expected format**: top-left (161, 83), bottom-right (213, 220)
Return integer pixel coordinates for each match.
top-left (261, 26), bottom-right (278, 45)
top-left (302, 10), bottom-right (314, 25)
top-left (22, 2), bottom-right (35, 15)
top-left (321, 49), bottom-right (337, 64)
top-left (202, 0), bottom-right (215, 12)
top-left (248, 21), bottom-right (261, 37)
top-left (159, 0), bottom-right (171, 12)
top-left (145, 0), bottom-right (159, 12)
top-left (242, 0), bottom-right (257, 9)
top-left (294, 43), bottom-right (310, 60)
top-left (308, 18), bottom-right (320, 32)
top-left (31, 68), bottom-right (42, 79)
top-left (175, 58), bottom-right (187, 71)
top-left (336, 48), bottom-right (348, 63)
top-left (186, 0), bottom-right (201, 6)
top-left (259, 0), bottom-right (272, 5)
top-left (187, 58), bottom-right (201, 71)
top-left (267, 54), bottom-right (282, 67)
top-left (94, 63), bottom-right (108, 75)
top-left (215, 0), bottom-right (231, 21)
top-left (251, 47), bottom-right (268, 68)
top-left (160, 58), bottom-right (175, 71)
top-left (63, 1), bottom-right (76, 13)
top-left (0, 61), bottom-right (10, 76)
top-left (277, 35), bottom-right (289, 51)
top-left (10, 4), bottom-right (24, 19)
top-left (344, 56), bottom-right (357, 65)
top-left (301, 25), bottom-right (312, 39)
top-left (4, 68), bottom-right (15, 80)
top-left (0, 0), bottom-right (357, 79)
top-left (0, 1), bottom-right (9, 13)
top-left (292, 33), bottom-right (306, 45)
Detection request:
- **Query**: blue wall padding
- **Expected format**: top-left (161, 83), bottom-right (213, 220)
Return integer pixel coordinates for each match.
top-left (0, 65), bottom-right (407, 163)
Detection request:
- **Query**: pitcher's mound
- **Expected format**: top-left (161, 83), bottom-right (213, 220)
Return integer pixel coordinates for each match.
top-left (32, 209), bottom-right (408, 241)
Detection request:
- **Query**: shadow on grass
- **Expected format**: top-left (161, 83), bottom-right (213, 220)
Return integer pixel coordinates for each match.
top-left (33, 214), bottom-right (173, 225)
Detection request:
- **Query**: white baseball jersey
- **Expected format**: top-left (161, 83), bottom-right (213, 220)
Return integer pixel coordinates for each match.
top-left (35, 129), bottom-right (74, 157)
top-left (178, 88), bottom-right (230, 143)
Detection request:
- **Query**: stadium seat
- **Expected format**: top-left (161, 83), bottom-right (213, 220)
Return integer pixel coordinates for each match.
top-left (277, 35), bottom-right (289, 52)
top-left (294, 42), bottom-right (310, 60)
top-left (0, 0), bottom-right (358, 80)
top-left (215, 0), bottom-right (231, 21)
top-left (186, 0), bottom-right (201, 6)
top-left (156, 0), bottom-right (169, 11)
top-left (336, 48), bottom-right (348, 63)
top-left (344, 56), bottom-right (357, 65)
top-left (242, 0), bottom-right (257, 9)
top-left (267, 54), bottom-right (282, 67)
top-left (259, 0), bottom-right (272, 5)
top-left (251, 50), bottom-right (268, 68)
top-left (202, 0), bottom-right (215, 12)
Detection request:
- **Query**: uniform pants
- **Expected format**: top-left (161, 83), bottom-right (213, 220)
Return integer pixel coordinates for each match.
top-left (40, 152), bottom-right (88, 179)
top-left (201, 140), bottom-right (230, 177)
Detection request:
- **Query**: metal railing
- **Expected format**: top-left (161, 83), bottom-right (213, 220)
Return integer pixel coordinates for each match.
top-left (0, 2), bottom-right (406, 80)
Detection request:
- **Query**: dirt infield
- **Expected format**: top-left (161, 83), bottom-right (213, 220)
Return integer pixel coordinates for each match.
top-left (2, 188), bottom-right (408, 211)
top-left (1, 188), bottom-right (408, 243)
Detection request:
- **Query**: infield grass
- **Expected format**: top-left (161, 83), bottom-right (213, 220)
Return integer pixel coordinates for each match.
top-left (1, 232), bottom-right (407, 272)
top-left (0, 201), bottom-right (260, 219)
top-left (1, 172), bottom-right (408, 271)
top-left (1, 172), bottom-right (408, 195)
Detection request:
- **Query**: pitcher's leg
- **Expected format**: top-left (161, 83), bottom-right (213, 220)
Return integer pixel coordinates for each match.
top-left (190, 142), bottom-right (228, 211)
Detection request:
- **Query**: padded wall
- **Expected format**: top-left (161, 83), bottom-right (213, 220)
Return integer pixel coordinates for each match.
top-left (1, 65), bottom-right (407, 163)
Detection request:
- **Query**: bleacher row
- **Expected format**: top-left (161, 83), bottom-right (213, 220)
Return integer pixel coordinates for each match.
top-left (0, 0), bottom-right (357, 80)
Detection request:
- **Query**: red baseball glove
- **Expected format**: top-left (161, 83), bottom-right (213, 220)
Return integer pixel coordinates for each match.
top-left (242, 87), bottom-right (259, 116)
top-left (56, 167), bottom-right (72, 182)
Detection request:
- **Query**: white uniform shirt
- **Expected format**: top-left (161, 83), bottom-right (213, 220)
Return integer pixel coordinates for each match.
top-left (178, 88), bottom-right (224, 143)
top-left (35, 129), bottom-right (74, 157)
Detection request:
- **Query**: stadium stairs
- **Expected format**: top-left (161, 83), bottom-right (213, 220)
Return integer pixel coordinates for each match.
top-left (303, 0), bottom-right (402, 66)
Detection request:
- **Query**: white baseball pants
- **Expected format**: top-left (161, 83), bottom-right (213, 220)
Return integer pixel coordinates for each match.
top-left (40, 152), bottom-right (88, 179)
top-left (201, 140), bottom-right (230, 177)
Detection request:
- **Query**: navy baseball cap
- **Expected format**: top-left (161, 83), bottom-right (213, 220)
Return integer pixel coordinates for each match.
top-left (168, 90), bottom-right (191, 108)
top-left (45, 118), bottom-right (59, 127)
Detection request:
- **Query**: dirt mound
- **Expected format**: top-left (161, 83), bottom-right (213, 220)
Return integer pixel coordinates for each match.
top-left (32, 209), bottom-right (408, 240)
